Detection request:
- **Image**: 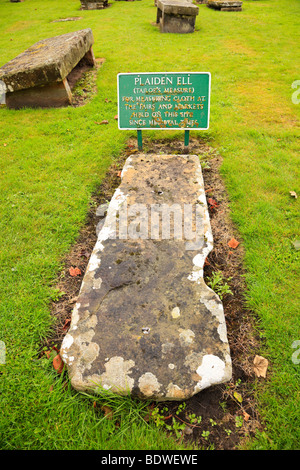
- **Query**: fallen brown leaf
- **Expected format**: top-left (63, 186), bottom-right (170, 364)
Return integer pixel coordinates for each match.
top-left (208, 198), bottom-right (219, 208)
top-left (53, 354), bottom-right (64, 374)
top-left (101, 405), bottom-right (113, 420)
top-left (63, 318), bottom-right (71, 330)
top-left (69, 266), bottom-right (82, 277)
top-left (228, 238), bottom-right (240, 249)
top-left (253, 355), bottom-right (268, 378)
top-left (243, 410), bottom-right (250, 421)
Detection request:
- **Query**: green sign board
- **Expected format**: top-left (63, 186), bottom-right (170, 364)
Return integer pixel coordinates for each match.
top-left (117, 72), bottom-right (211, 130)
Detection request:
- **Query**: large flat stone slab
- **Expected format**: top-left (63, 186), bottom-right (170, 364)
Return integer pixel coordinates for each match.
top-left (61, 154), bottom-right (232, 401)
top-left (0, 29), bottom-right (95, 108)
top-left (207, 0), bottom-right (242, 10)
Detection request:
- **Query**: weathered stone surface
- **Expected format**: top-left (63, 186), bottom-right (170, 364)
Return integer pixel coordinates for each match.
top-left (5, 78), bottom-right (73, 109)
top-left (61, 154), bottom-right (232, 401)
top-left (80, 0), bottom-right (108, 9)
top-left (157, 0), bottom-right (199, 33)
top-left (158, 0), bottom-right (199, 16)
top-left (0, 29), bottom-right (95, 93)
top-left (207, 0), bottom-right (242, 10)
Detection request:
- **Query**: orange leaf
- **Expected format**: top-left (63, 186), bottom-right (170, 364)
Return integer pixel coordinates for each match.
top-left (114, 114), bottom-right (118, 120)
top-left (69, 266), bottom-right (82, 277)
top-left (53, 354), bottom-right (64, 374)
top-left (253, 355), bottom-right (268, 378)
top-left (101, 405), bottom-right (114, 420)
top-left (208, 198), bottom-right (219, 208)
top-left (228, 238), bottom-right (240, 249)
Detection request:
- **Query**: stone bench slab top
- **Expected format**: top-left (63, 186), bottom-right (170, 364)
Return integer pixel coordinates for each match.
top-left (157, 0), bottom-right (199, 16)
top-left (61, 153), bottom-right (232, 401)
top-left (207, 0), bottom-right (242, 7)
top-left (0, 28), bottom-right (94, 93)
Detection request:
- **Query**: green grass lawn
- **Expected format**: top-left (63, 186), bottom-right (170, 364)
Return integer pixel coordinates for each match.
top-left (0, 0), bottom-right (299, 450)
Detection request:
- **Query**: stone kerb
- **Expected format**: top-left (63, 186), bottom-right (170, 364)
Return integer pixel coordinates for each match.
top-left (61, 154), bottom-right (232, 401)
top-left (0, 29), bottom-right (95, 109)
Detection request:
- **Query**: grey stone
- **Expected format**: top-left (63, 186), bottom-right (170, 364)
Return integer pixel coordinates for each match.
top-left (207, 0), bottom-right (242, 10)
top-left (96, 218), bottom-right (106, 237)
top-left (80, 0), bottom-right (108, 9)
top-left (61, 154), bottom-right (232, 401)
top-left (96, 202), bottom-right (109, 217)
top-left (0, 29), bottom-right (95, 92)
top-left (156, 0), bottom-right (199, 34)
top-left (0, 29), bottom-right (95, 109)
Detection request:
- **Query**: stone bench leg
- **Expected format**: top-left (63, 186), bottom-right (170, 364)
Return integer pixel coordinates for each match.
top-left (84, 46), bottom-right (96, 66)
top-left (156, 7), bottom-right (163, 24)
top-left (160, 13), bottom-right (196, 33)
top-left (5, 78), bottom-right (73, 109)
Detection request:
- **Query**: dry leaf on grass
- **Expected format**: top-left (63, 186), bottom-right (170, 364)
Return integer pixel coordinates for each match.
top-left (228, 238), bottom-right (240, 249)
top-left (53, 354), bottom-right (64, 374)
top-left (63, 318), bottom-right (71, 330)
top-left (292, 240), bottom-right (300, 251)
top-left (289, 191), bottom-right (298, 199)
top-left (207, 198), bottom-right (219, 208)
top-left (69, 266), bottom-right (82, 277)
top-left (253, 355), bottom-right (268, 378)
top-left (101, 405), bottom-right (114, 420)
top-left (234, 391), bottom-right (243, 403)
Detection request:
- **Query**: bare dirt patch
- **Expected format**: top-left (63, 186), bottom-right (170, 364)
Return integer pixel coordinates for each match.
top-left (45, 136), bottom-right (263, 450)
top-left (67, 57), bottom-right (104, 107)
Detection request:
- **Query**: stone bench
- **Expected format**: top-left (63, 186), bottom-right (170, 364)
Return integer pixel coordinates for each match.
top-left (156, 0), bottom-right (199, 34)
top-left (61, 153), bottom-right (232, 401)
top-left (207, 0), bottom-right (243, 11)
top-left (0, 29), bottom-right (96, 109)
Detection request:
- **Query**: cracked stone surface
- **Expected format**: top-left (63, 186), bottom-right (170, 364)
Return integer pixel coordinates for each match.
top-left (61, 154), bottom-right (232, 401)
